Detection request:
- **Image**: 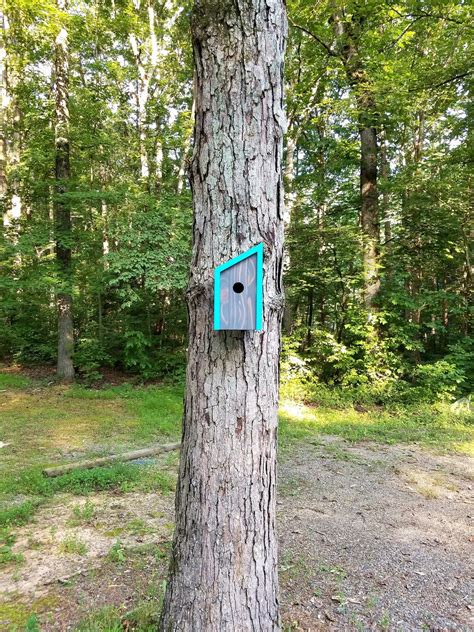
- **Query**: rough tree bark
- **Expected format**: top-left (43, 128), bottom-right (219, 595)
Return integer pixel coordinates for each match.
top-left (160, 0), bottom-right (287, 630)
top-left (380, 129), bottom-right (391, 246)
top-left (54, 0), bottom-right (74, 380)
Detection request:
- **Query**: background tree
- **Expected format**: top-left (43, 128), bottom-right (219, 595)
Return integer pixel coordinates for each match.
top-left (54, 0), bottom-right (74, 380)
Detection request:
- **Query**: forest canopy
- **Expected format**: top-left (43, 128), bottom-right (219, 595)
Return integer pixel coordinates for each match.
top-left (0, 0), bottom-right (472, 402)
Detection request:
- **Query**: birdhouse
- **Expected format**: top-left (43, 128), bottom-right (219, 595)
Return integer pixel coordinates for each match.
top-left (214, 243), bottom-right (264, 331)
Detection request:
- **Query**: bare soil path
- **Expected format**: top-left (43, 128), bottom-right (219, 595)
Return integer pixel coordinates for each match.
top-left (1, 437), bottom-right (472, 631)
top-left (278, 438), bottom-right (473, 631)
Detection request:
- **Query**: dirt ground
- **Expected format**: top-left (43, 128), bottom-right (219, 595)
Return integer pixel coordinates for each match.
top-left (1, 437), bottom-right (472, 631)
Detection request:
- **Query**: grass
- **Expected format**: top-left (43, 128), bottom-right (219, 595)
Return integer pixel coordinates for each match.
top-left (0, 369), bottom-right (472, 533)
top-left (0, 530), bottom-right (24, 567)
top-left (0, 596), bottom-right (59, 628)
top-left (0, 462), bottom-right (177, 530)
top-left (107, 539), bottom-right (127, 565)
top-left (279, 398), bottom-right (473, 454)
top-left (73, 546), bottom-right (169, 630)
top-left (0, 371), bottom-right (32, 389)
top-left (74, 606), bottom-right (124, 632)
top-left (0, 500), bottom-right (42, 528)
top-left (68, 500), bottom-right (97, 526)
top-left (59, 535), bottom-right (88, 556)
top-left (74, 600), bottom-right (162, 632)
top-left (0, 377), bottom-right (183, 529)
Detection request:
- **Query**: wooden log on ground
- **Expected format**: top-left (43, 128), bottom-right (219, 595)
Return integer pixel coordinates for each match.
top-left (43, 442), bottom-right (181, 478)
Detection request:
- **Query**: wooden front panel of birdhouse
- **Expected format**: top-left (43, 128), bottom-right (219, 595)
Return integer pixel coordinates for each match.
top-left (219, 254), bottom-right (257, 330)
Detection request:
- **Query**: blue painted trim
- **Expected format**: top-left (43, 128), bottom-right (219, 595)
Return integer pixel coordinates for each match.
top-left (214, 243), bottom-right (264, 331)
top-left (213, 265), bottom-right (221, 330)
top-left (255, 243), bottom-right (263, 331)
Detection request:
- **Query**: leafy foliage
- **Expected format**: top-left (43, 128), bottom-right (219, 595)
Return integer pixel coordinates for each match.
top-left (0, 0), bottom-right (472, 400)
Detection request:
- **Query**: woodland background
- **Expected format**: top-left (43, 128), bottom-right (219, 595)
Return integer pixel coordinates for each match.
top-left (1, 0), bottom-right (472, 403)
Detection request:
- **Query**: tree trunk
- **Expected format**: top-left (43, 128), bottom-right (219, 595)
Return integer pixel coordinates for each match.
top-left (1, 10), bottom-right (22, 231)
top-left (0, 10), bottom-right (7, 216)
top-left (54, 0), bottom-right (74, 381)
top-left (129, 0), bottom-right (159, 185)
top-left (359, 121), bottom-right (379, 311)
top-left (332, 8), bottom-right (380, 313)
top-left (380, 129), bottom-right (391, 245)
top-left (160, 0), bottom-right (287, 630)
top-left (281, 131), bottom-right (298, 332)
top-left (177, 100), bottom-right (194, 194)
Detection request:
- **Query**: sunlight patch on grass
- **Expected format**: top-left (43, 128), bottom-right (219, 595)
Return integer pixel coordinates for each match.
top-left (0, 381), bottom-right (182, 507)
top-left (0, 595), bottom-right (59, 628)
top-left (278, 400), bottom-right (474, 454)
top-left (279, 399), bottom-right (307, 420)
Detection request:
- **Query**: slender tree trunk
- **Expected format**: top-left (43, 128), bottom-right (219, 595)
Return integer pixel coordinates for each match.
top-left (281, 131), bottom-right (298, 332)
top-left (129, 0), bottom-right (158, 185)
top-left (54, 0), bottom-right (74, 380)
top-left (305, 286), bottom-right (314, 348)
top-left (461, 78), bottom-right (473, 333)
top-left (380, 129), bottom-right (391, 245)
top-left (1, 11), bottom-right (22, 231)
top-left (155, 133), bottom-right (163, 190)
top-left (332, 8), bottom-right (380, 313)
top-left (177, 100), bottom-right (194, 194)
top-left (359, 118), bottom-right (379, 311)
top-left (407, 111), bottom-right (425, 362)
top-left (160, 0), bottom-right (287, 629)
top-left (130, 37), bottom-right (151, 182)
top-left (0, 9), bottom-right (7, 218)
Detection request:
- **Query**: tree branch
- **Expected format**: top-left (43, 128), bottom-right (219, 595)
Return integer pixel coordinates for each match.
top-left (288, 16), bottom-right (338, 58)
top-left (409, 70), bottom-right (473, 92)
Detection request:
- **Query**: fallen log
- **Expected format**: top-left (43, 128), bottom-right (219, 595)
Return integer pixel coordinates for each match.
top-left (43, 442), bottom-right (181, 478)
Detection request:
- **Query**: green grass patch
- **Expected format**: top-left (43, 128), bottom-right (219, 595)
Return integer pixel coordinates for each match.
top-left (0, 530), bottom-right (24, 567)
top-left (0, 372), bottom-right (32, 389)
top-left (0, 500), bottom-right (41, 528)
top-left (107, 539), bottom-right (127, 565)
top-left (74, 605), bottom-right (124, 632)
top-left (128, 386), bottom-right (183, 440)
top-left (122, 466), bottom-right (176, 495)
top-left (59, 535), bottom-right (88, 556)
top-left (69, 500), bottom-right (97, 525)
top-left (74, 601), bottom-right (162, 632)
top-left (0, 459), bottom-right (178, 529)
top-left (0, 595), bottom-right (59, 628)
top-left (279, 398), bottom-right (474, 454)
top-left (52, 463), bottom-right (141, 495)
top-left (64, 383), bottom-right (183, 441)
top-left (0, 379), bottom-right (182, 527)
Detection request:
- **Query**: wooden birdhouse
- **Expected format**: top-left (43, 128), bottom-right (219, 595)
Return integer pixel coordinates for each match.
top-left (214, 243), bottom-right (264, 331)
